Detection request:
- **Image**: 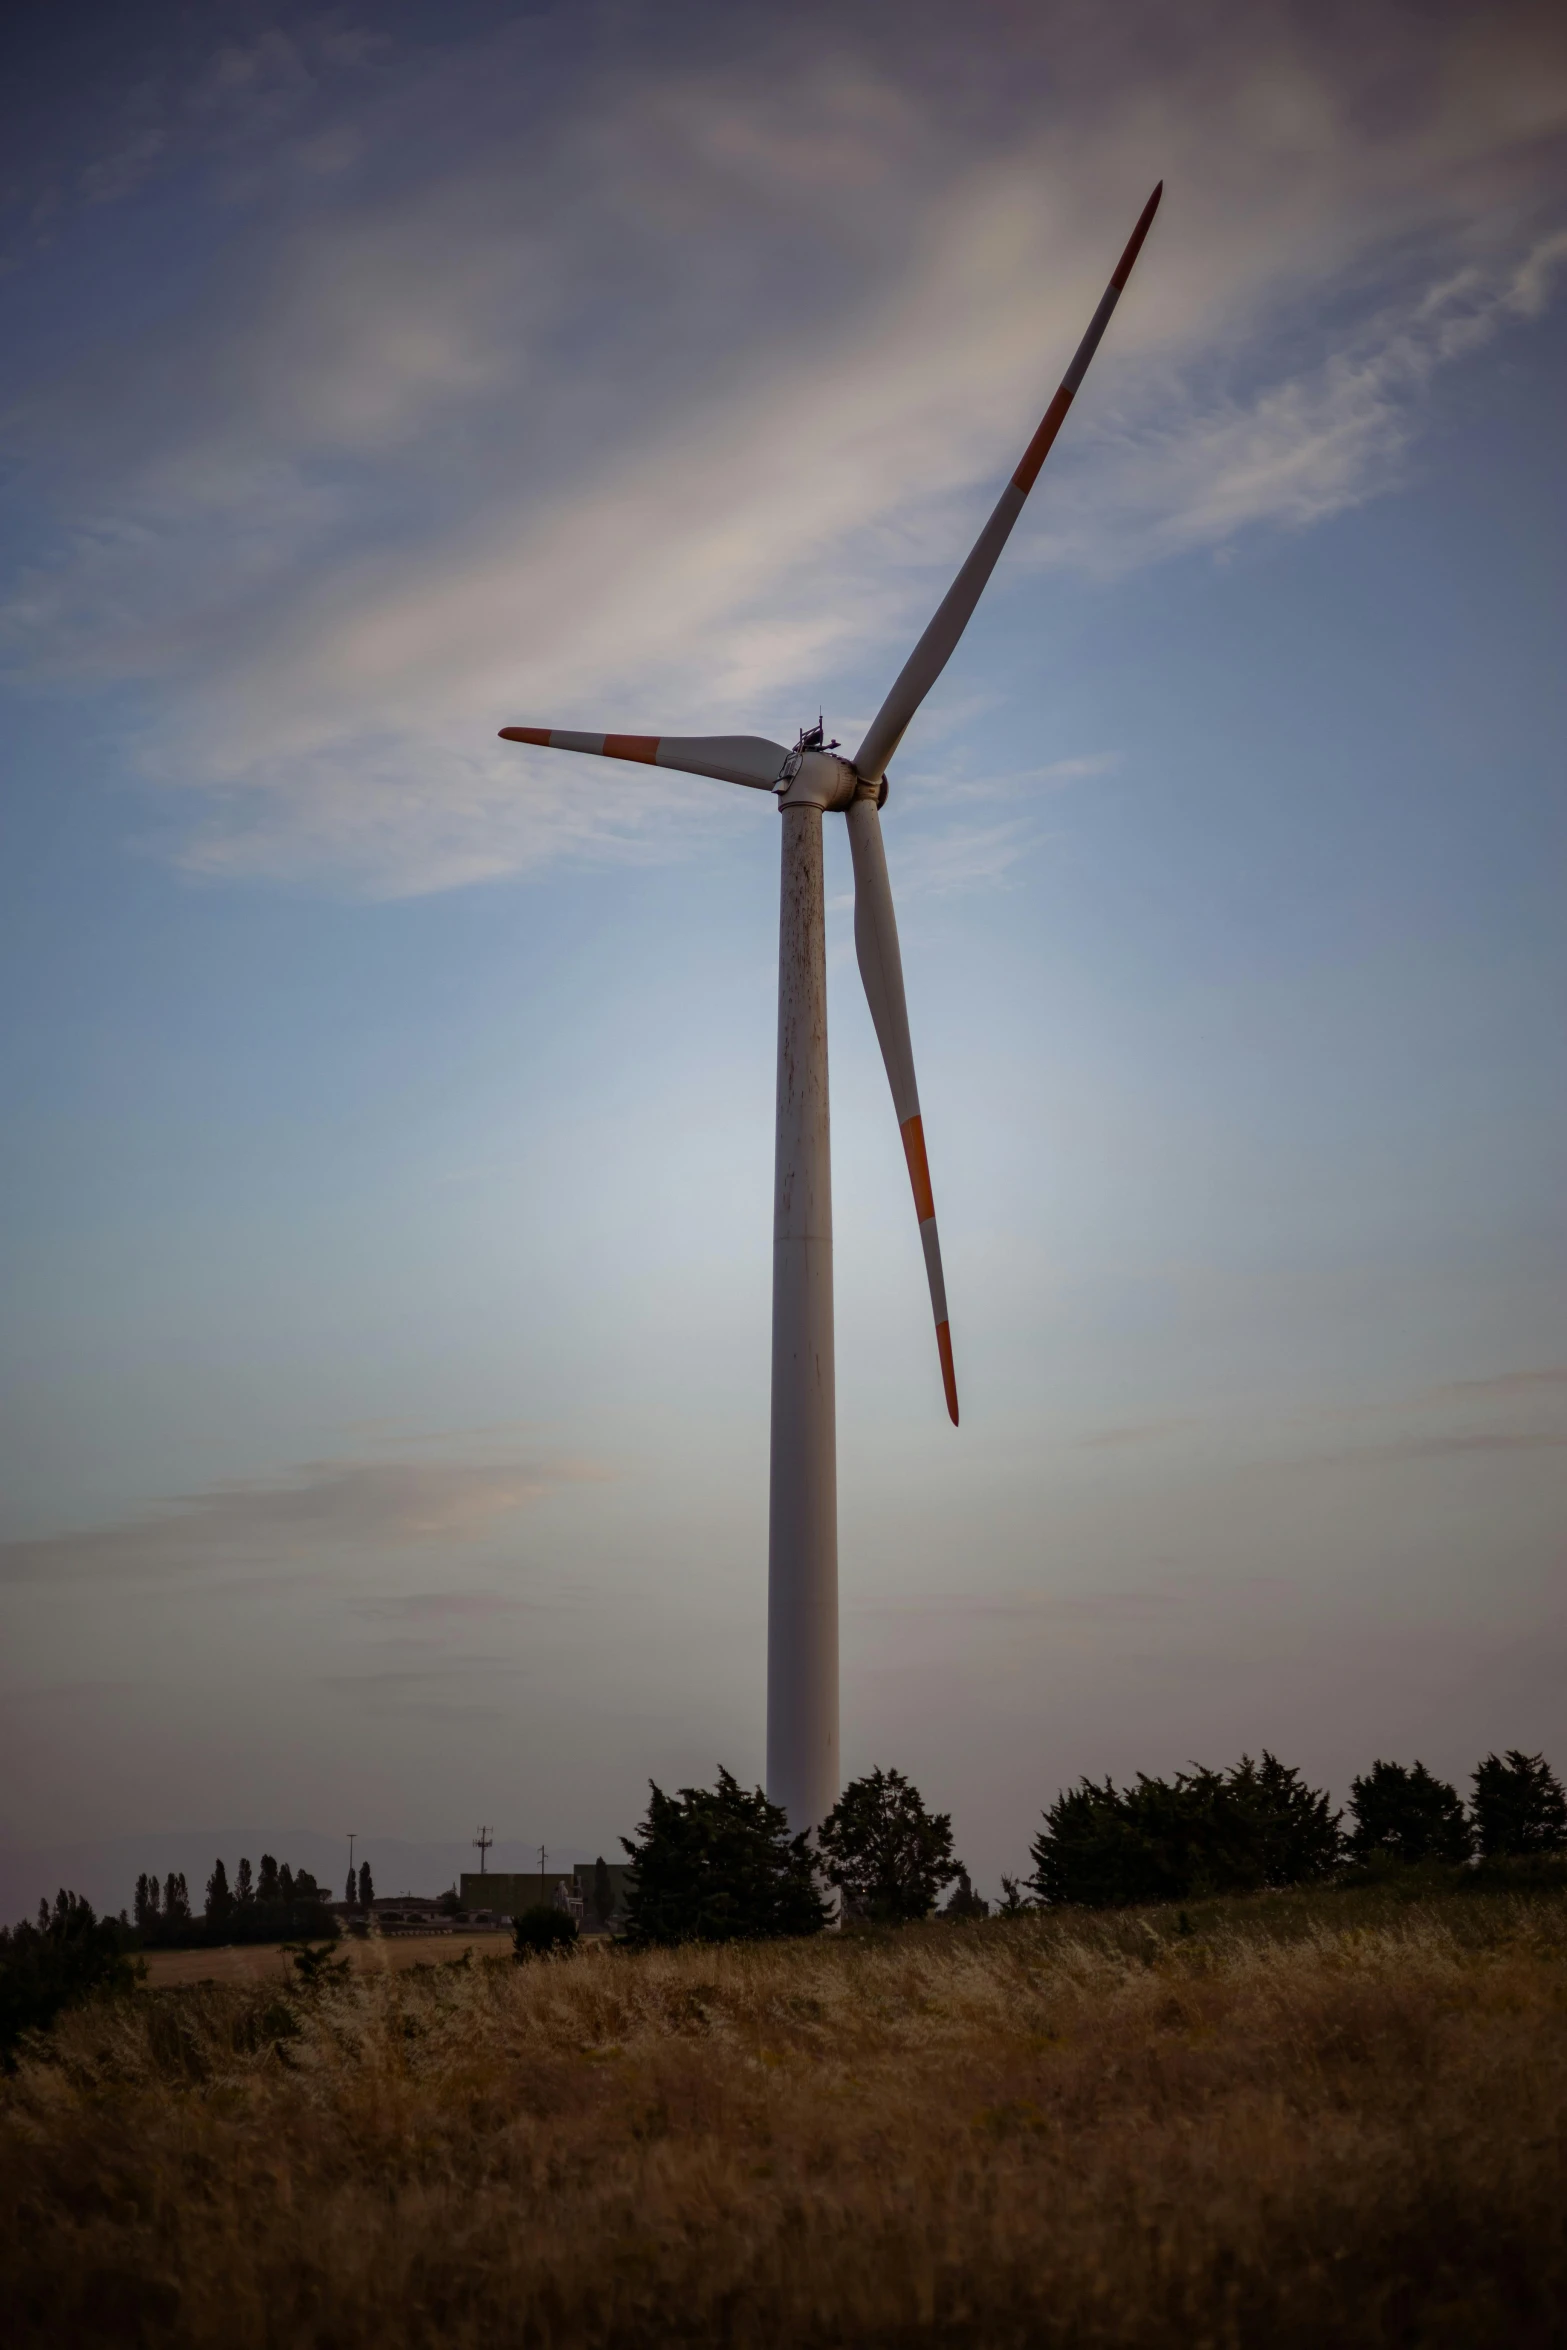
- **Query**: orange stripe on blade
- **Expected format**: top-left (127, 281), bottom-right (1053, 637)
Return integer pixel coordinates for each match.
top-left (936, 1320), bottom-right (959, 1426)
top-left (603, 734), bottom-right (659, 764)
top-left (1011, 384), bottom-right (1074, 494)
top-left (900, 1114), bottom-right (935, 1223)
top-left (499, 727), bottom-right (551, 745)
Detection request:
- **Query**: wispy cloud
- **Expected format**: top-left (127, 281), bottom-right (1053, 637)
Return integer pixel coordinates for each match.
top-left (2, 2), bottom-right (1564, 893)
top-left (854, 1585), bottom-right (1192, 1621)
top-left (1032, 233), bottom-right (1567, 571)
top-left (1421, 1367), bottom-right (1567, 1401)
top-left (0, 1452), bottom-right (606, 1585)
top-left (827, 751), bottom-right (1118, 902)
top-left (1078, 1419), bottom-right (1201, 1450)
top-left (347, 1590), bottom-right (539, 1621)
top-left (1312, 1428), bottom-right (1567, 1467)
top-left (882, 813), bottom-right (1052, 900)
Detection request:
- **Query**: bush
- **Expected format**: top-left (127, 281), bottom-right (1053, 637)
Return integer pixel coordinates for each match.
top-left (818, 1766), bottom-right (961, 1923)
top-left (1348, 1760), bottom-right (1471, 1864)
top-left (619, 1768), bottom-right (829, 1946)
top-left (0, 1891), bottom-right (141, 2065)
top-left (1031, 1755), bottom-right (1342, 1907)
top-left (513, 1906), bottom-right (579, 1960)
top-left (284, 1941), bottom-right (350, 1986)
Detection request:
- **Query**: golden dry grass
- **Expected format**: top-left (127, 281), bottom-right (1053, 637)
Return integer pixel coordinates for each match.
top-left (3, 1891), bottom-right (1566, 2346)
top-left (138, 1929), bottom-right (514, 1990)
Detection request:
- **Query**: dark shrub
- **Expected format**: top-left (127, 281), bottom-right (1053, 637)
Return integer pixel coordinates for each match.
top-left (942, 1866), bottom-right (989, 1919)
top-left (285, 1941), bottom-right (350, 1986)
top-left (513, 1906), bottom-right (578, 1959)
top-left (0, 1891), bottom-right (141, 2065)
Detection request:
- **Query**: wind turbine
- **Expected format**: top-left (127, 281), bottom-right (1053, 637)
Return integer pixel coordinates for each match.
top-left (502, 184), bottom-right (1162, 1834)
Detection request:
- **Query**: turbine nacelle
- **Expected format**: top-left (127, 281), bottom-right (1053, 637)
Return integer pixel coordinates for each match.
top-left (775, 744), bottom-right (861, 813)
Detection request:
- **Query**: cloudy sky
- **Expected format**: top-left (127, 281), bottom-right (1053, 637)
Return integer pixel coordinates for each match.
top-left (2, 0), bottom-right (1564, 1904)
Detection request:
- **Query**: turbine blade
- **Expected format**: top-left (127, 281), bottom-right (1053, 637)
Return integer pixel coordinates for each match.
top-left (499, 727), bottom-right (789, 791)
top-left (846, 793), bottom-right (958, 1425)
top-left (853, 182), bottom-right (1162, 786)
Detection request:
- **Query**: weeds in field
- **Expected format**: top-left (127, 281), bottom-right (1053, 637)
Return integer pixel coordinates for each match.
top-left (2, 1885), bottom-right (1564, 2346)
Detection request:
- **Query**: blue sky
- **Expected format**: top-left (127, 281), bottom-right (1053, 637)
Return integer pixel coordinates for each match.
top-left (2, 0), bottom-right (1564, 1900)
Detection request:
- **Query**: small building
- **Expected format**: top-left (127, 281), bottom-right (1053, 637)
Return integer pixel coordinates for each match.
top-left (458, 1861), bottom-right (633, 1929)
top-left (459, 1871), bottom-right (575, 1920)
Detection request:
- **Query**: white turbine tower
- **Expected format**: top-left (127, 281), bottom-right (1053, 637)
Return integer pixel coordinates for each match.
top-left (502, 185), bottom-right (1162, 1833)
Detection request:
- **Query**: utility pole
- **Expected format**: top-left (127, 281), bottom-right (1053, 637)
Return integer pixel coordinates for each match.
top-left (473, 1826), bottom-right (493, 1876)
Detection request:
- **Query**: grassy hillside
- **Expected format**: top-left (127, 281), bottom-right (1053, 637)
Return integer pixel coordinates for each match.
top-left (3, 1883), bottom-right (1565, 2346)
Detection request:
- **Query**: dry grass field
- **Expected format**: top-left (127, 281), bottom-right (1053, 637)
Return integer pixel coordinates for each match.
top-left (3, 1886), bottom-right (1565, 2347)
top-left (137, 1929), bottom-right (514, 1990)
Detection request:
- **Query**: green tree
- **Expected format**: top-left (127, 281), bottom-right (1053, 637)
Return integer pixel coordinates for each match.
top-left (235, 1857), bottom-right (254, 1907)
top-left (620, 1769), bottom-right (828, 1946)
top-left (205, 1859), bottom-right (232, 1923)
top-left (592, 1855), bottom-right (614, 1930)
top-left (345, 1865), bottom-right (357, 1906)
top-left (1349, 1760), bottom-right (1471, 1864)
top-left (1471, 1751), bottom-right (1567, 1857)
top-left (817, 1766), bottom-right (960, 1923)
top-left (133, 1873), bottom-right (155, 1929)
top-left (256, 1854), bottom-right (280, 1904)
top-left (165, 1872), bottom-right (190, 1922)
top-left (358, 1860), bottom-right (375, 1908)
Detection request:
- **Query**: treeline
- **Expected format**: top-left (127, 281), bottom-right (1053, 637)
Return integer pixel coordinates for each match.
top-left (607, 1749), bottom-right (1567, 1947)
top-left (132, 1853), bottom-right (338, 1949)
top-left (1024, 1747), bottom-right (1567, 1908)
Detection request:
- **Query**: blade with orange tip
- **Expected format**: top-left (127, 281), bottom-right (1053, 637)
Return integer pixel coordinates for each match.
top-left (853, 181), bottom-right (1162, 789)
top-left (845, 791), bottom-right (959, 1425)
top-left (499, 726), bottom-right (789, 792)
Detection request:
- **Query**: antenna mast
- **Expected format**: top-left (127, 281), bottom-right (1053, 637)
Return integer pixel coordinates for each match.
top-left (473, 1825), bottom-right (493, 1876)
